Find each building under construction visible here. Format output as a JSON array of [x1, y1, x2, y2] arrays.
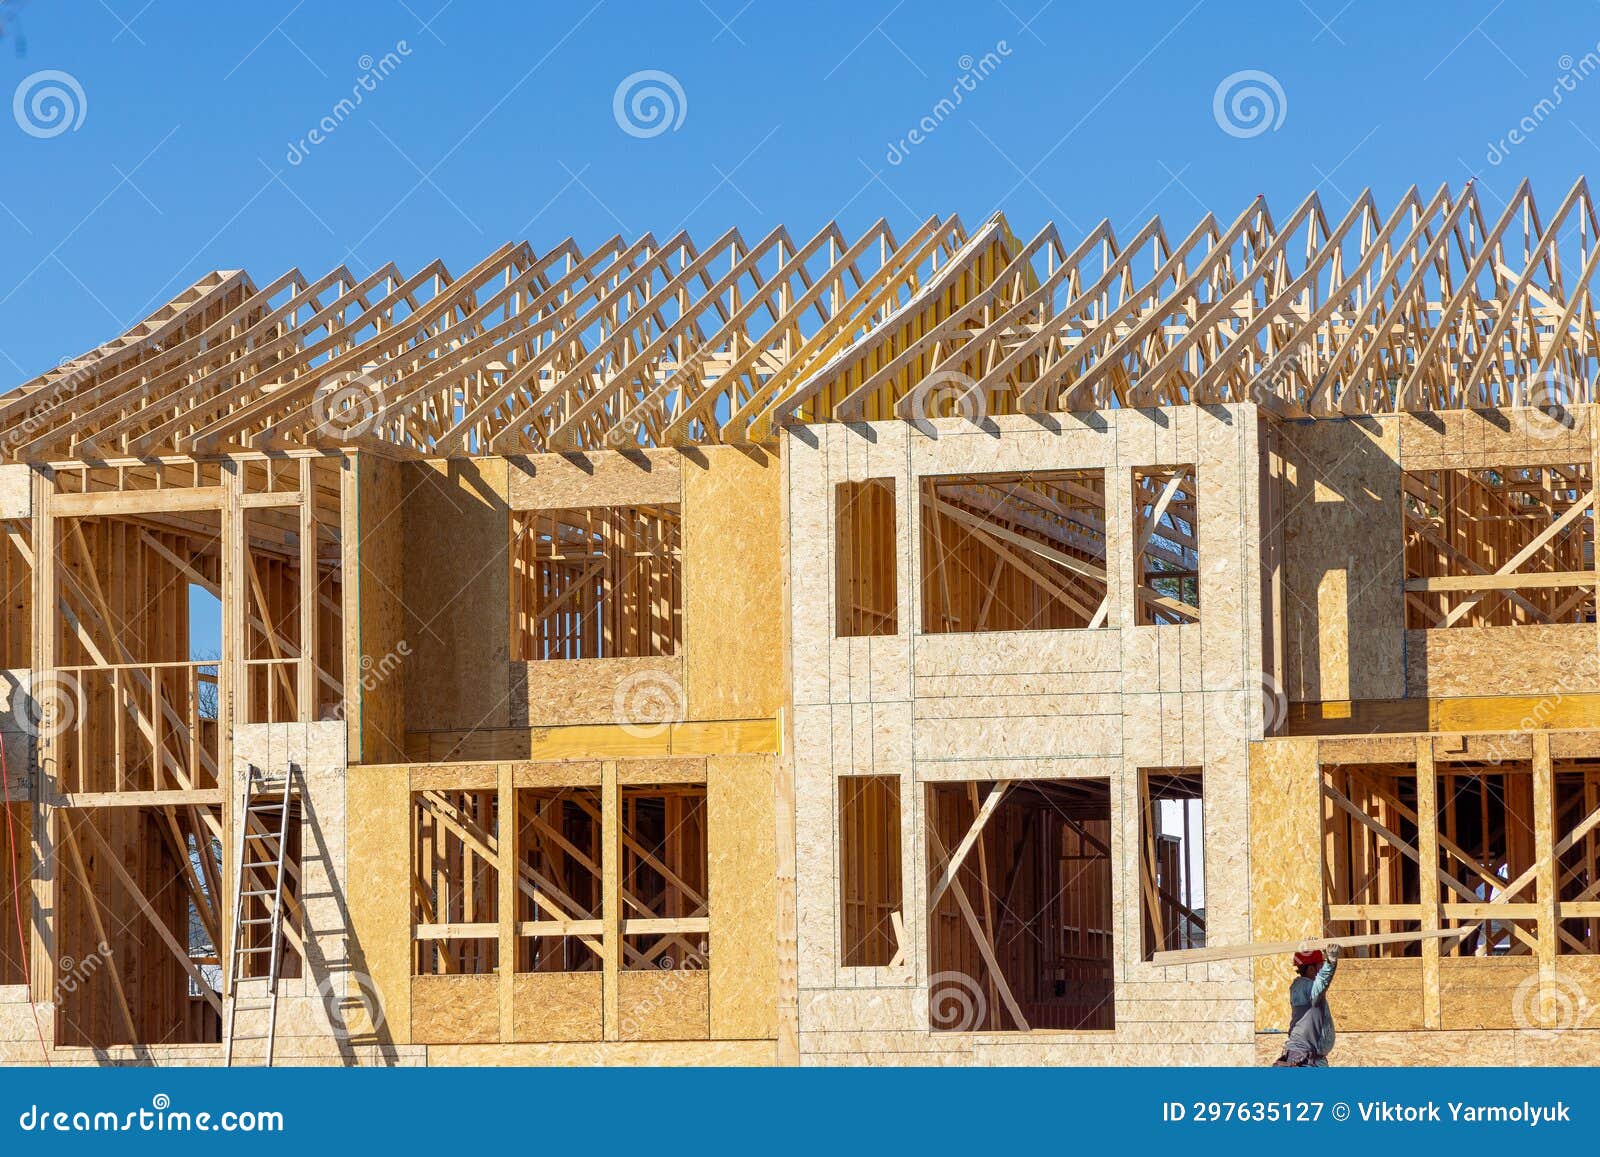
[[1, 182, 1599, 1066]]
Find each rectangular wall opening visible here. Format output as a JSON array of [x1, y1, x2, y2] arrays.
[[1323, 760, 1543, 958], [836, 479, 897, 637], [1321, 763, 1422, 957], [1435, 762, 1538, 956], [838, 775, 903, 967], [243, 505, 304, 724], [515, 786, 602, 972], [1132, 466, 1199, 625], [510, 505, 682, 660], [919, 470, 1109, 634], [56, 805, 223, 1046], [55, 511, 221, 795], [1139, 768, 1205, 958], [926, 779, 1113, 1031], [621, 784, 708, 971], [412, 789, 499, 975], [0, 519, 32, 670], [1403, 463, 1595, 628], [1556, 760, 1600, 956]]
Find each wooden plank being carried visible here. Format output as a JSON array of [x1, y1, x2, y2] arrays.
[[1151, 925, 1472, 966]]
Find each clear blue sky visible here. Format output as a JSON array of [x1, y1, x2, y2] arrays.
[[1, 0, 1599, 383]]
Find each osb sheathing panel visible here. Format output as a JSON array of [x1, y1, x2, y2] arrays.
[[511, 656, 684, 728], [616, 756, 704, 784], [1248, 737, 1320, 1032], [785, 409, 1262, 1063], [511, 973, 602, 1042], [1257, 1027, 1600, 1066], [0, 464, 30, 521], [355, 454, 408, 764], [1278, 417, 1404, 703], [402, 458, 510, 732], [1327, 960, 1426, 1031], [616, 969, 709, 1041], [1438, 960, 1539, 1030], [345, 763, 411, 1045], [1404, 625, 1599, 698], [506, 449, 681, 510], [1394, 404, 1596, 470], [683, 447, 784, 721], [427, 1039, 775, 1065], [412, 975, 499, 1044], [707, 753, 778, 1040]]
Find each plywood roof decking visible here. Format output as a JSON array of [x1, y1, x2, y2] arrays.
[[8, 180, 1600, 463]]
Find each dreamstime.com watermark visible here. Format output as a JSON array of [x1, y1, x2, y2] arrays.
[[613, 70, 687, 138], [12, 69, 86, 138], [612, 668, 687, 739], [17, 1095, 283, 1133], [321, 641, 411, 725], [1480, 650, 1591, 765], [885, 41, 1013, 165], [1213, 69, 1286, 139], [286, 41, 413, 165], [1486, 48, 1600, 165]]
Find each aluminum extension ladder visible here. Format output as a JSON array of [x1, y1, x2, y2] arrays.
[[222, 765, 295, 1066]]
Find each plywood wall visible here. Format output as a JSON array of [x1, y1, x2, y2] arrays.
[[1246, 737, 1320, 1031], [351, 454, 407, 764], [683, 448, 784, 721], [1278, 418, 1404, 703], [497, 447, 784, 731], [401, 458, 510, 732], [785, 408, 1260, 1066], [1278, 407, 1600, 709]]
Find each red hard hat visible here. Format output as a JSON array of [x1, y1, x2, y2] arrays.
[[1293, 949, 1324, 968]]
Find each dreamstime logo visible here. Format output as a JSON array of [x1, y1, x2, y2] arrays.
[[903, 368, 988, 426], [316, 970, 387, 1040], [613, 70, 687, 139], [926, 970, 988, 1032], [613, 669, 687, 738], [1216, 669, 1288, 740], [1512, 973, 1593, 1038], [13, 671, 82, 737], [1526, 367, 1583, 442], [1212, 70, 1286, 139], [13, 70, 87, 138], [312, 369, 389, 440]]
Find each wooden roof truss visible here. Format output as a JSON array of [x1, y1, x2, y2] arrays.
[[11, 183, 1600, 463]]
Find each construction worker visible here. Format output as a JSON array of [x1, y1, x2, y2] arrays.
[[1272, 942, 1339, 1066]]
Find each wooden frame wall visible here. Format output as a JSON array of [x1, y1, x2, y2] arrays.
[[1322, 743, 1600, 962], [403, 762, 716, 1044], [27, 454, 342, 1051], [1403, 463, 1596, 628]]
